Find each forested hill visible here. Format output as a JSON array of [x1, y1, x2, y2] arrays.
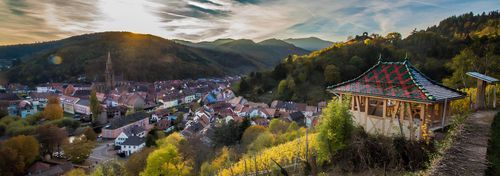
[[2, 32, 292, 84], [174, 38, 310, 67], [236, 11, 500, 104]]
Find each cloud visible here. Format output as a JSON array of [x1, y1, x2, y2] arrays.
[[0, 0, 499, 45]]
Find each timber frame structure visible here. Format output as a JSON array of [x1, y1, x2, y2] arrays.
[[328, 59, 465, 140]]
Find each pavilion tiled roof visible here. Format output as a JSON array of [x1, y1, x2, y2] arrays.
[[328, 60, 465, 103]]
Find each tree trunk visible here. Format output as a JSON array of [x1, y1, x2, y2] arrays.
[[475, 80, 486, 110]]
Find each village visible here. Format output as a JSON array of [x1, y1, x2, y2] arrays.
[[0, 54, 329, 175]]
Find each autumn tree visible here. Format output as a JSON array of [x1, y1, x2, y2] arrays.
[[37, 124, 68, 157], [62, 138, 95, 164], [268, 119, 289, 134], [65, 168, 87, 176], [43, 96, 63, 120], [141, 143, 191, 176], [241, 125, 266, 148], [178, 136, 211, 174], [247, 131, 275, 153], [0, 135, 39, 175], [316, 99, 353, 164], [83, 127, 97, 141], [125, 147, 154, 176], [92, 160, 126, 176], [90, 89, 100, 124]]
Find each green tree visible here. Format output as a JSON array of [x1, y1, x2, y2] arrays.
[[0, 135, 39, 176], [268, 119, 289, 135], [62, 138, 95, 164], [141, 144, 191, 176], [90, 89, 100, 124], [241, 125, 266, 148], [324, 65, 341, 84], [248, 131, 275, 153], [316, 99, 354, 164], [277, 79, 288, 97]]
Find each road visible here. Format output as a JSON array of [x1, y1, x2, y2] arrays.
[[88, 140, 120, 165]]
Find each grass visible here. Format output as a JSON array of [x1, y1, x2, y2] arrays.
[[486, 112, 500, 175]]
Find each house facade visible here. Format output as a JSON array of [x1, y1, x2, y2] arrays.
[[120, 136, 145, 156]]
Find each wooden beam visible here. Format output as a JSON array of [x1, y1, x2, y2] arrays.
[[365, 97, 369, 114], [351, 95, 355, 111], [407, 103, 414, 140], [420, 104, 425, 139], [356, 96, 362, 112], [397, 102, 405, 137], [383, 99, 387, 135]]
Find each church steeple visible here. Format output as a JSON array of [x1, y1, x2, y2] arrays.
[[105, 51, 115, 91]]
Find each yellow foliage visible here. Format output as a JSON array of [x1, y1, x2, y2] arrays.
[[449, 84, 499, 115], [219, 133, 318, 176], [211, 147, 231, 171], [157, 132, 183, 147], [43, 96, 63, 120]]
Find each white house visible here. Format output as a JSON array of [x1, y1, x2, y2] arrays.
[[120, 136, 145, 156], [114, 125, 146, 146], [183, 94, 196, 104], [159, 99, 179, 109]]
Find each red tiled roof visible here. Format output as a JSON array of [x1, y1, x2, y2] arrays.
[[328, 60, 465, 102]]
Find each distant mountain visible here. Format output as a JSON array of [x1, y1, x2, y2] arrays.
[[175, 38, 310, 67], [283, 37, 333, 51], [3, 32, 272, 84]]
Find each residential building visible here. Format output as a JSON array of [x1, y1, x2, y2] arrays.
[[101, 112, 151, 138], [120, 136, 145, 156]]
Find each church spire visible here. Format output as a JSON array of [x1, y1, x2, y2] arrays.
[[105, 51, 115, 92]]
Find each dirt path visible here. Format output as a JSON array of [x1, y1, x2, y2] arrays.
[[430, 111, 497, 176]]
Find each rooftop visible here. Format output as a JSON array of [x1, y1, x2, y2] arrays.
[[106, 112, 149, 130], [121, 136, 145, 146], [466, 72, 499, 83], [328, 60, 465, 102]]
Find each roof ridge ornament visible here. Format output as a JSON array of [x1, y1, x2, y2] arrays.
[[378, 53, 382, 63], [404, 52, 409, 63]]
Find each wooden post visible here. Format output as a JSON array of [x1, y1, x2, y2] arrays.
[[407, 103, 414, 140], [419, 104, 427, 138], [351, 95, 355, 110], [398, 102, 405, 137], [365, 97, 369, 114], [339, 93, 343, 103], [476, 80, 486, 110], [494, 84, 497, 109], [382, 99, 387, 135], [441, 99, 448, 129]]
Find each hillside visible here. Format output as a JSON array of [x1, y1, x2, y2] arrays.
[[175, 38, 310, 67], [283, 37, 334, 51], [3, 32, 270, 84], [236, 11, 500, 104]]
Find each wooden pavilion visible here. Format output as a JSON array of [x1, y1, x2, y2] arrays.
[[328, 60, 465, 140]]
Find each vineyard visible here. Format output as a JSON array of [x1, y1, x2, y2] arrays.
[[219, 133, 318, 176]]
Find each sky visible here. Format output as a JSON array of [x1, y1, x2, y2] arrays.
[[0, 0, 498, 45]]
